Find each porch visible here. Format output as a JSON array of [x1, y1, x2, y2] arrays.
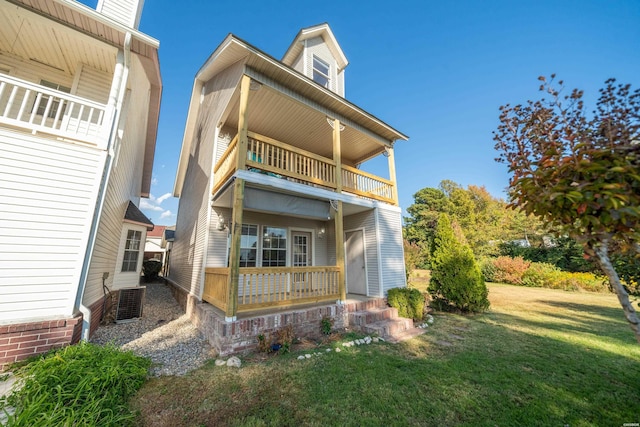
[[214, 130, 396, 205], [0, 74, 109, 146], [203, 266, 342, 313]]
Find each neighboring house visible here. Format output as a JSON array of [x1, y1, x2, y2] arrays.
[[0, 0, 161, 369], [170, 24, 409, 354], [144, 225, 167, 262]]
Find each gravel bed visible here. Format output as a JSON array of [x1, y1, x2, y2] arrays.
[[91, 281, 214, 376]]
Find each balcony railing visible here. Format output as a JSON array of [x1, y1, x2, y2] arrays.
[[0, 75, 109, 146], [212, 131, 396, 204], [203, 266, 341, 312]]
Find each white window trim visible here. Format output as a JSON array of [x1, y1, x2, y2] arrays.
[[312, 55, 331, 89]]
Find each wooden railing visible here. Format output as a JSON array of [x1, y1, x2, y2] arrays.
[[211, 131, 397, 204], [203, 266, 341, 312], [0, 74, 108, 146]]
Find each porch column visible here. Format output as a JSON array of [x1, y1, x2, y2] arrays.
[[333, 118, 347, 301], [226, 74, 251, 320], [386, 144, 399, 205]]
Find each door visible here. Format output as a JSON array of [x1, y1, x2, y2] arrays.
[[346, 230, 366, 295], [292, 231, 312, 292]]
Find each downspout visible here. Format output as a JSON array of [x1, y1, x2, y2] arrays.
[[74, 33, 132, 341]]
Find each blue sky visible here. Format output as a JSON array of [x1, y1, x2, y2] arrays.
[[82, 0, 640, 225]]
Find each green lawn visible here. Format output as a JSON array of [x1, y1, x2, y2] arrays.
[[131, 284, 640, 426]]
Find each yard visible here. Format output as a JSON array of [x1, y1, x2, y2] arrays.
[[131, 284, 640, 426]]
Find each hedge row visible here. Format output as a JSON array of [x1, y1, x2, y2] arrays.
[[482, 256, 609, 292]]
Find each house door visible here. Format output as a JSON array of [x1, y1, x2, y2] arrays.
[[292, 232, 312, 291], [346, 230, 366, 295]]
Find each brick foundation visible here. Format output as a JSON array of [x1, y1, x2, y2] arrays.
[[0, 315, 83, 371]]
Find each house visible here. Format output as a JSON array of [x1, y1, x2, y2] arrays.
[[0, 0, 161, 369], [144, 225, 167, 262], [169, 23, 410, 355]]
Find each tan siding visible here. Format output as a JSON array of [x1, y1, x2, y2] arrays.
[[170, 61, 244, 298], [0, 129, 105, 323], [376, 206, 406, 294], [83, 53, 151, 308], [0, 52, 74, 88], [344, 210, 379, 296]]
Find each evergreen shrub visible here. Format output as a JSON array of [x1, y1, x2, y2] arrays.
[[387, 287, 425, 321]]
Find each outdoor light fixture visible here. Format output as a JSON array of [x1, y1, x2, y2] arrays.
[[318, 227, 326, 239], [216, 215, 227, 231]]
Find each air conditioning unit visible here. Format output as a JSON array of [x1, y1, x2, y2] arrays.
[[115, 286, 146, 323]]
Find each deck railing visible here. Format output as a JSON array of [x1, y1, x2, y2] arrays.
[[212, 131, 396, 204], [203, 266, 341, 312], [0, 75, 109, 146]]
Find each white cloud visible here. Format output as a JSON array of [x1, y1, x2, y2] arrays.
[[140, 199, 164, 212], [151, 177, 158, 186], [156, 192, 172, 204], [160, 210, 174, 219]]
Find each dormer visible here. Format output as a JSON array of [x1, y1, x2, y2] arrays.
[[282, 23, 348, 97], [97, 0, 145, 29]]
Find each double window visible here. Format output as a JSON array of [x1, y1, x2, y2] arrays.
[[122, 230, 142, 272], [312, 56, 331, 88], [238, 225, 287, 267]]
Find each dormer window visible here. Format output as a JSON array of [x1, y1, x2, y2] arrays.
[[312, 56, 330, 88]]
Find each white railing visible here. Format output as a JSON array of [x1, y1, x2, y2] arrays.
[[0, 74, 109, 146]]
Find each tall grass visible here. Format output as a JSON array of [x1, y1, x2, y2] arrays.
[[0, 342, 149, 427]]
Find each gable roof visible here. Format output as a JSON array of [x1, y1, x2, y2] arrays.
[[147, 225, 166, 238], [124, 201, 154, 230], [281, 23, 348, 71], [174, 32, 408, 196]]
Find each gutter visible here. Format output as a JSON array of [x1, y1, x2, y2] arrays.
[[74, 32, 132, 341]]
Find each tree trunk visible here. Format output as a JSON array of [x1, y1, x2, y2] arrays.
[[592, 241, 640, 343]]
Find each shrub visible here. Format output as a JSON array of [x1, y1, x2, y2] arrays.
[[0, 342, 149, 427], [521, 262, 559, 287], [320, 316, 334, 335], [387, 287, 425, 321], [142, 259, 162, 282], [544, 271, 608, 292], [479, 258, 497, 282], [491, 256, 530, 285], [428, 214, 489, 312]]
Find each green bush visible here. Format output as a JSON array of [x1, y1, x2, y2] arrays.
[[142, 259, 162, 282], [491, 256, 530, 285], [480, 258, 497, 282], [387, 287, 425, 321], [0, 342, 150, 427], [544, 271, 608, 292], [428, 214, 489, 312], [521, 262, 559, 287]]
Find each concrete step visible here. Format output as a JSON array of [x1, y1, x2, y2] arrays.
[[362, 317, 414, 337], [349, 307, 398, 328], [385, 327, 428, 344]]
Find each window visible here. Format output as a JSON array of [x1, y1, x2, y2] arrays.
[[239, 224, 258, 267], [262, 227, 287, 267], [35, 80, 71, 118], [312, 56, 330, 88], [121, 230, 142, 272]]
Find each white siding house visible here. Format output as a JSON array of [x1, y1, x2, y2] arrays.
[[0, 0, 161, 370], [170, 23, 408, 354]]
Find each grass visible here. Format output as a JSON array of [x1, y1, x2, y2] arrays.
[[131, 284, 640, 427]]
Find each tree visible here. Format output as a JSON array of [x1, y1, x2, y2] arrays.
[[429, 213, 489, 312], [494, 76, 640, 342]]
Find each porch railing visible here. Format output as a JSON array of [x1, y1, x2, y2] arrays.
[[211, 130, 396, 204], [203, 266, 341, 312], [0, 74, 108, 146]]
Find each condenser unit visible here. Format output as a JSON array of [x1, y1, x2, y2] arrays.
[[115, 286, 146, 323]]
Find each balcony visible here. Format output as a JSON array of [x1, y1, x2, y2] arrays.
[[213, 131, 396, 205], [0, 75, 109, 146], [203, 266, 341, 313]]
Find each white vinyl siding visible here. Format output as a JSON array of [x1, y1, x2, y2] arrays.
[[170, 61, 245, 298], [97, 0, 143, 28], [111, 224, 147, 289], [84, 54, 151, 304], [305, 37, 339, 95], [376, 206, 406, 294], [344, 210, 380, 297], [0, 129, 105, 323], [75, 64, 111, 104]]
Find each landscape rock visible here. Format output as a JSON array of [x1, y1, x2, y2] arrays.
[[226, 356, 241, 368]]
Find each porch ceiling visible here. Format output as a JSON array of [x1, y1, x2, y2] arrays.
[[222, 84, 386, 166], [0, 1, 117, 75]]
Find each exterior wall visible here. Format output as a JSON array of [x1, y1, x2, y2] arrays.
[[83, 53, 152, 312], [170, 61, 245, 298], [206, 208, 329, 268], [376, 205, 406, 294], [344, 209, 380, 296], [112, 224, 148, 289], [0, 314, 82, 371], [0, 129, 105, 324], [75, 64, 112, 104], [291, 51, 304, 74], [305, 36, 339, 95], [0, 51, 75, 91]]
